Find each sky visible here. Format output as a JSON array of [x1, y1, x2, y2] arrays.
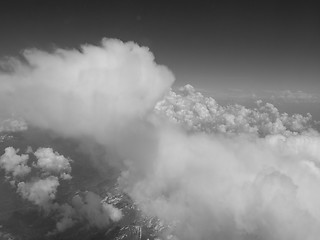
[[0, 0, 319, 113]]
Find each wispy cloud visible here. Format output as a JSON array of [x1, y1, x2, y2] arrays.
[[270, 90, 320, 103], [195, 86, 320, 104]]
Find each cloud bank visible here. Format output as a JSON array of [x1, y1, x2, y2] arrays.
[[155, 85, 314, 136], [1, 38, 320, 239], [120, 129, 320, 239]]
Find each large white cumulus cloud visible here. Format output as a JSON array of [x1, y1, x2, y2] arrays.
[[0, 38, 174, 142]]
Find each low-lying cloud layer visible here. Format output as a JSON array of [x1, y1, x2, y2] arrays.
[[155, 85, 314, 136], [0, 147, 123, 233], [120, 129, 320, 239], [0, 118, 27, 133], [1, 38, 320, 239], [272, 89, 320, 103]]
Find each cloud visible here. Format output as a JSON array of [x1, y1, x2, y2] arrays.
[[17, 176, 60, 211], [119, 127, 320, 240], [16, 177, 123, 233], [0, 147, 31, 179], [121, 86, 320, 239], [155, 85, 314, 136], [0, 39, 173, 235], [0, 145, 121, 234], [51, 203, 77, 233], [0, 118, 27, 133], [49, 192, 123, 234], [72, 191, 122, 229], [0, 38, 174, 145], [34, 148, 72, 180], [270, 90, 320, 103]]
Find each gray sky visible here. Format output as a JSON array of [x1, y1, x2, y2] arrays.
[[0, 0, 319, 115]]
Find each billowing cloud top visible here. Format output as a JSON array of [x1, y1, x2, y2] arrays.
[[0, 39, 174, 142], [34, 148, 72, 180], [155, 85, 314, 136]]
